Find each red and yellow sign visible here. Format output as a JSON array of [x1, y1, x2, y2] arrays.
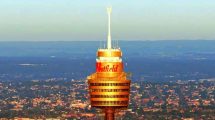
[[96, 62, 123, 73]]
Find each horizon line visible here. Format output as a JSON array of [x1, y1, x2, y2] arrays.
[[0, 39, 215, 42]]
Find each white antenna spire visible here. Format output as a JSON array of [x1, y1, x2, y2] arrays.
[[107, 7, 112, 49]]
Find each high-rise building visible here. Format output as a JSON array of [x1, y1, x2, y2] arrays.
[[87, 7, 131, 120]]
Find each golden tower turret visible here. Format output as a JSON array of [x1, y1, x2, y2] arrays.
[[87, 7, 131, 120]]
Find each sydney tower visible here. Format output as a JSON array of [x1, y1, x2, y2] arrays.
[[87, 7, 131, 120]]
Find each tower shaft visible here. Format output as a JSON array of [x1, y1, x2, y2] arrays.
[[105, 107, 114, 120]]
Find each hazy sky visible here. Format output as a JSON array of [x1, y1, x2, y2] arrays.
[[0, 0, 215, 41]]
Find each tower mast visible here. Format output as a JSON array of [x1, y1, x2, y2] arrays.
[[107, 7, 112, 49]]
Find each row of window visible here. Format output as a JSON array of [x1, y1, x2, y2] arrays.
[[91, 95, 128, 98], [90, 83, 129, 86], [92, 101, 128, 105], [90, 89, 129, 92]]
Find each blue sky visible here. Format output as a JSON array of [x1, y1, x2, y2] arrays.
[[0, 0, 214, 41]]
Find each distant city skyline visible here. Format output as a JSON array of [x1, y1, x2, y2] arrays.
[[0, 0, 215, 41]]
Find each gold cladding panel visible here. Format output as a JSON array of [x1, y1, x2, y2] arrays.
[[91, 98, 129, 101], [91, 104, 128, 107], [97, 50, 122, 57], [89, 79, 130, 83], [90, 92, 129, 95], [96, 72, 122, 78], [90, 86, 129, 89]]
